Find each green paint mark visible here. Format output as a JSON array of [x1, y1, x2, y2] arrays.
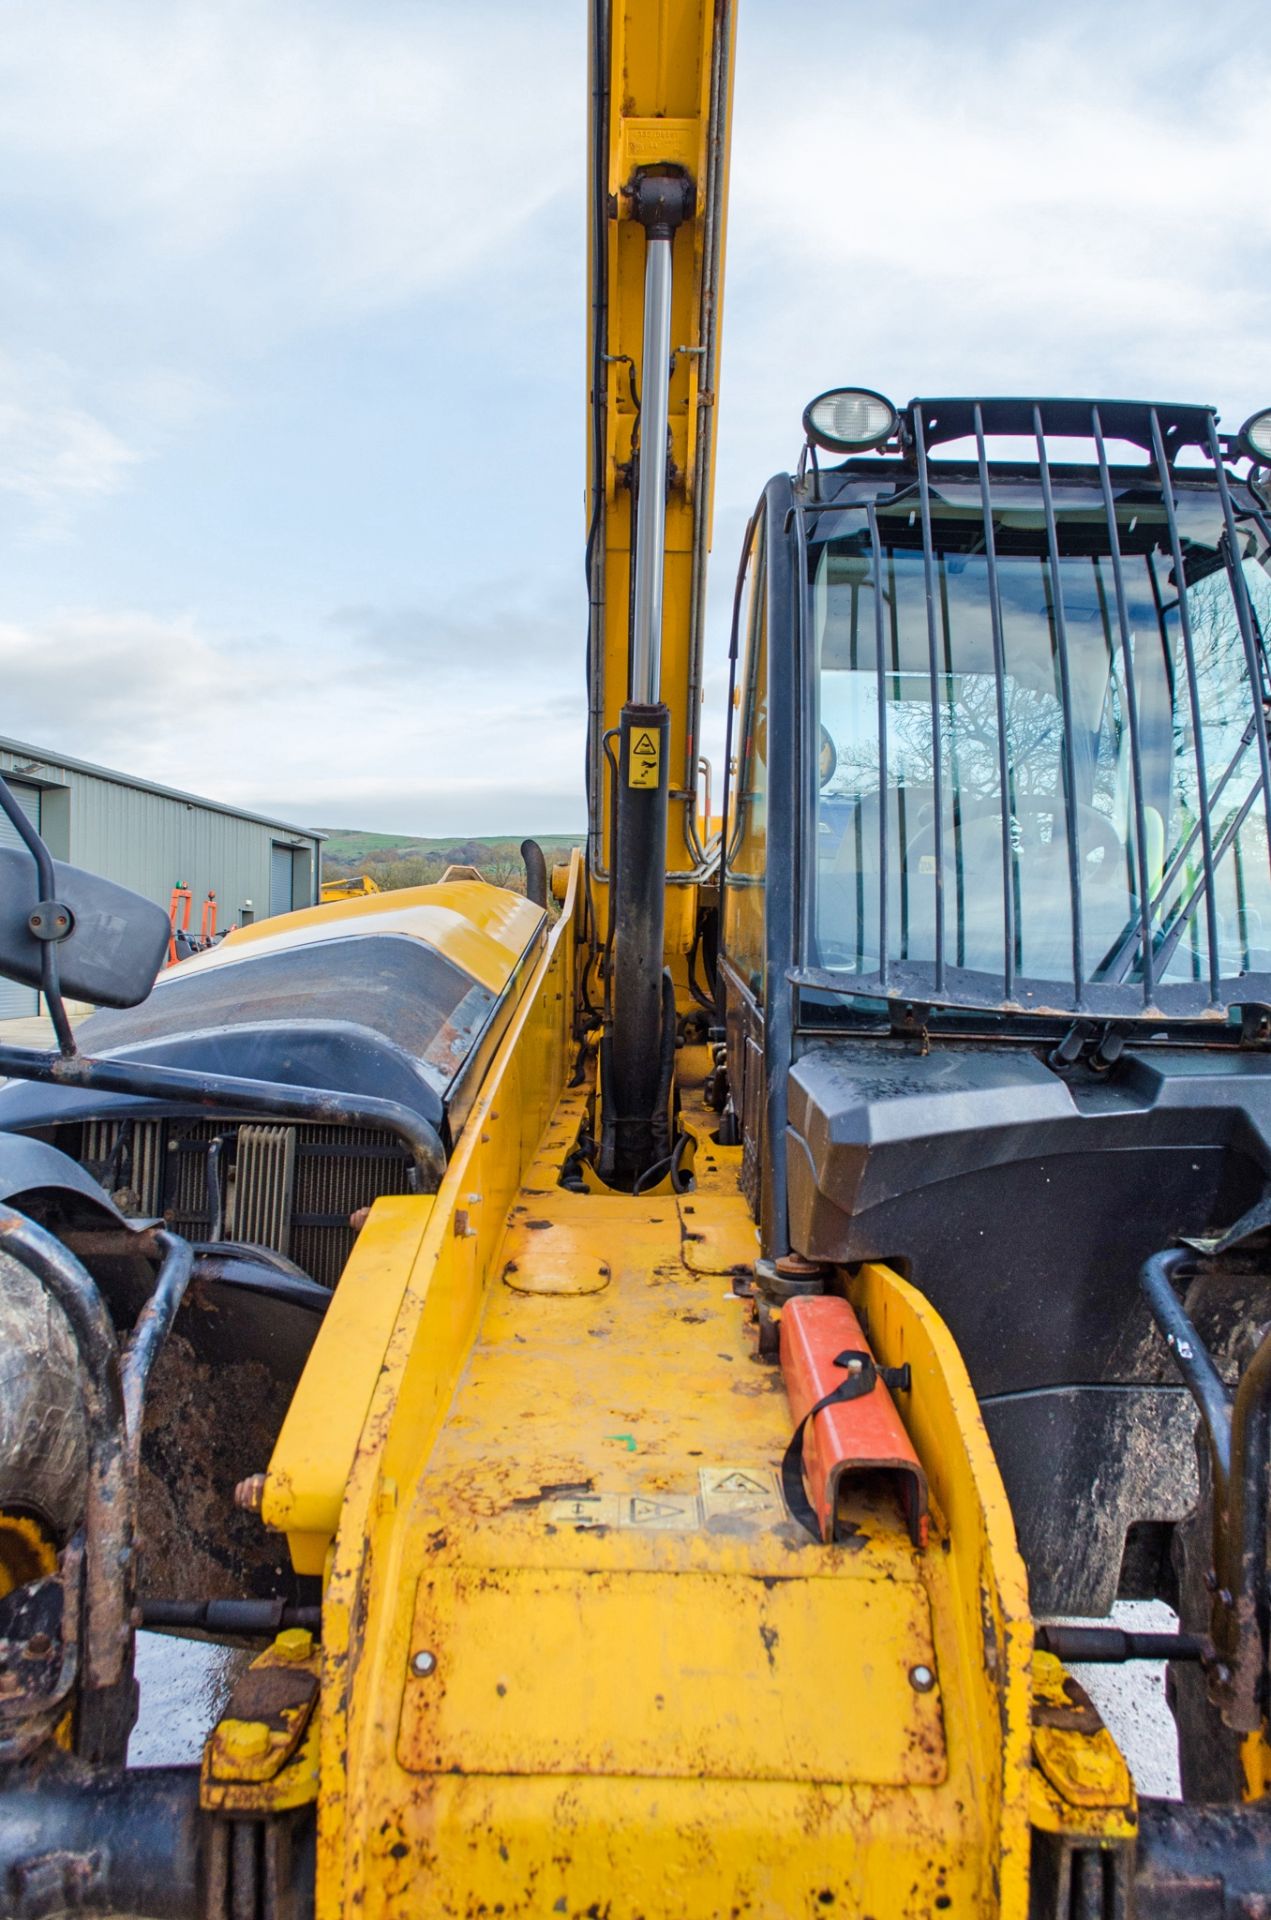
[[605, 1433, 637, 1453]]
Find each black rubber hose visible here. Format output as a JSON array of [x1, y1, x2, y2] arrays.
[[1140, 1247, 1232, 1495], [139, 1598, 321, 1636], [192, 1252, 330, 1315], [650, 968, 678, 1163], [520, 839, 548, 909], [120, 1230, 194, 1466], [1035, 1624, 1210, 1663]]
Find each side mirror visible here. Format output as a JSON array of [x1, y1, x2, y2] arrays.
[[0, 845, 171, 1009]]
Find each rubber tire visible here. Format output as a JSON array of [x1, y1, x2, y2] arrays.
[[0, 1247, 90, 1541]]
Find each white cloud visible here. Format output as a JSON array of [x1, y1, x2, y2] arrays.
[[715, 3, 1271, 495], [0, 353, 139, 511], [0, 590, 586, 834], [0, 2, 578, 336], [1, 2, 1269, 832]]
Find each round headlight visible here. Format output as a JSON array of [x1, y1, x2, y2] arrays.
[[803, 387, 897, 454], [1240, 408, 1271, 464]]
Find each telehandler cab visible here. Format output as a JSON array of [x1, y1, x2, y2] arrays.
[[1, 4, 1271, 1915]]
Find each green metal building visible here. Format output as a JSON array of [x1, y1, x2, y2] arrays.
[[0, 735, 323, 1019]]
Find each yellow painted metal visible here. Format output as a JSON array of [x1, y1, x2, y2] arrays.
[[306, 860, 1036, 1915], [263, 1196, 436, 1575], [201, 1634, 322, 1815], [0, 1511, 56, 1600], [1242, 1728, 1271, 1801], [316, 855, 584, 1920], [175, 881, 544, 996], [320, 874, 382, 901], [588, 0, 737, 923], [1027, 1653, 1138, 1869], [399, 1564, 945, 1785], [849, 1261, 1036, 1914], [1031, 1654, 1133, 1814]]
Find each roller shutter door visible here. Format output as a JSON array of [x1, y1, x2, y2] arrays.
[[0, 782, 41, 1018], [270, 843, 294, 918]]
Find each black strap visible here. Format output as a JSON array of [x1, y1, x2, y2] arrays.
[[781, 1347, 910, 1541]]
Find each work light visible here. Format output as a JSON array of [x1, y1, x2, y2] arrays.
[[803, 387, 897, 454], [1240, 408, 1271, 464]]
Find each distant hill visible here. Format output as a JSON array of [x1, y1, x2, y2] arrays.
[[320, 829, 584, 895]]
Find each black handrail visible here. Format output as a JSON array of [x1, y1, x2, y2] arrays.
[[0, 1045, 446, 1189]]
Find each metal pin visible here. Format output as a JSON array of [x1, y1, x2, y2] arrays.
[[411, 1649, 437, 1678], [909, 1663, 936, 1692]]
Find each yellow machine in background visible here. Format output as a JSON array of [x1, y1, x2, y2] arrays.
[[320, 873, 382, 903]]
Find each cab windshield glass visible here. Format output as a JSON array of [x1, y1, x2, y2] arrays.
[[810, 476, 1271, 1008]]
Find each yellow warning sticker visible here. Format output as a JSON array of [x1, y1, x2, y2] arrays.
[[547, 1491, 698, 1531], [545, 1477, 783, 1532], [624, 1493, 696, 1531], [547, 1495, 622, 1528], [699, 1467, 783, 1522], [628, 728, 660, 789]]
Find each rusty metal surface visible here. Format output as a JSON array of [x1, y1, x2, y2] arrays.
[[398, 1562, 945, 1784]]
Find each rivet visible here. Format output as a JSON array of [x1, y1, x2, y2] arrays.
[[909, 1663, 936, 1692], [411, 1649, 437, 1678]]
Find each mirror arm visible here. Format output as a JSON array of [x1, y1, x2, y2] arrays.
[[0, 773, 79, 1058]]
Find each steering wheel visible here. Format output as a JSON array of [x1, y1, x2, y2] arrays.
[[906, 795, 1125, 893]]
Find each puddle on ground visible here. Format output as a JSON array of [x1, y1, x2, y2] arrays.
[[128, 1631, 253, 1767]]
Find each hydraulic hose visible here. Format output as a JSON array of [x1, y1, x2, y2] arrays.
[[120, 1230, 194, 1474]]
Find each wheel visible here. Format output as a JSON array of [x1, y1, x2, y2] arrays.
[[0, 1249, 90, 1549]]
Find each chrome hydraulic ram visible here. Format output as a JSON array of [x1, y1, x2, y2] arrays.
[[602, 165, 692, 1181]]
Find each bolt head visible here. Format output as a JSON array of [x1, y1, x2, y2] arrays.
[[221, 1719, 272, 1762], [909, 1663, 936, 1692], [275, 1627, 314, 1663], [411, 1649, 437, 1678]]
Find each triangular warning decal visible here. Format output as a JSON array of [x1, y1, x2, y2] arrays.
[[715, 1471, 768, 1495], [630, 1496, 685, 1521]]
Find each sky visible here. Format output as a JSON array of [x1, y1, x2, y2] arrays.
[[0, 0, 1268, 836]]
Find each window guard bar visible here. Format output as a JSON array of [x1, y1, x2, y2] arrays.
[[911, 408, 947, 993], [801, 394, 1271, 1019], [1034, 403, 1089, 1008], [972, 402, 1019, 1001], [1149, 406, 1222, 1003]]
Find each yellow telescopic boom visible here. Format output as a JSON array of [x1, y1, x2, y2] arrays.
[[586, 1, 735, 1178], [585, 0, 735, 915]]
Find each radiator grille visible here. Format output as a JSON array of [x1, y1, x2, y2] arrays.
[[83, 1116, 165, 1215], [233, 1125, 296, 1257], [71, 1116, 414, 1289], [290, 1126, 415, 1287]]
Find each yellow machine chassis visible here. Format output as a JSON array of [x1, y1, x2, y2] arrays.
[[236, 861, 1142, 1917]]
